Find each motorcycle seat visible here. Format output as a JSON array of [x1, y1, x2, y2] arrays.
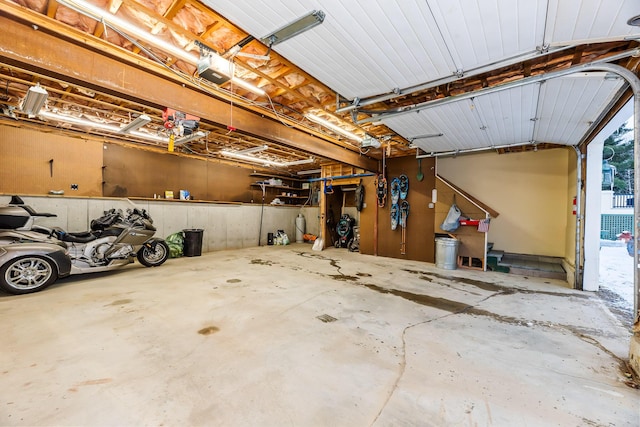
[[57, 231, 97, 243]]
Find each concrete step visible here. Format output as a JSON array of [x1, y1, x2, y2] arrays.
[[497, 252, 566, 280], [505, 266, 566, 280], [487, 250, 504, 262]]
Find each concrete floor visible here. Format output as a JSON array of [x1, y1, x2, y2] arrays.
[[1, 244, 638, 426]]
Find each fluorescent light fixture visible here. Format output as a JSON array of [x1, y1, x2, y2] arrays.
[[118, 114, 151, 133], [40, 110, 122, 132], [297, 169, 321, 175], [306, 113, 363, 142], [261, 10, 325, 46], [57, 0, 195, 64], [39, 110, 167, 143], [283, 158, 315, 166], [236, 52, 271, 61], [57, 0, 264, 96], [235, 144, 269, 154], [220, 150, 278, 165], [21, 84, 48, 117], [174, 131, 207, 145], [220, 149, 314, 167], [230, 77, 266, 96]]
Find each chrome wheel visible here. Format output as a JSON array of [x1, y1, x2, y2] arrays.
[[1, 256, 57, 294], [137, 240, 169, 267]]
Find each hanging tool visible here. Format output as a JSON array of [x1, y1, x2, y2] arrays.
[[400, 200, 410, 255], [355, 179, 364, 211], [417, 158, 424, 181], [376, 143, 387, 207]]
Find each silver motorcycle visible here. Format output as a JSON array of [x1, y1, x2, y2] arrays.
[[0, 196, 169, 294]]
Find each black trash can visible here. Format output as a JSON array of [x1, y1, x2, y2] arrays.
[[183, 229, 204, 257]]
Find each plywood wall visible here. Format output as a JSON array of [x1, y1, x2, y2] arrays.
[[0, 125, 103, 196], [103, 143, 255, 201], [434, 179, 488, 263], [0, 123, 259, 203], [360, 155, 436, 263]]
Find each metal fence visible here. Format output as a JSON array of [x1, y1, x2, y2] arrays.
[[612, 194, 634, 208], [600, 214, 634, 240]]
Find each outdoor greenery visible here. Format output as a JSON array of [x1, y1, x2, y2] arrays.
[[603, 121, 634, 193]]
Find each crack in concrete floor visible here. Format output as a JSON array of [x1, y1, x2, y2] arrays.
[[294, 250, 640, 408]]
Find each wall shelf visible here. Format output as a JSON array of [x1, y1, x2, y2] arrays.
[[250, 174, 311, 206], [249, 172, 309, 182]]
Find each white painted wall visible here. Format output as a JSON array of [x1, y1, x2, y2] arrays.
[[0, 195, 319, 252], [584, 139, 604, 292], [601, 190, 634, 214], [438, 148, 570, 257], [583, 100, 634, 292]]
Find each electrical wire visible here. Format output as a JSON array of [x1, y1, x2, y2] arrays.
[[82, 18, 382, 164]]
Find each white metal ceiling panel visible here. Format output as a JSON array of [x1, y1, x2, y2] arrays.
[[545, 0, 640, 45], [382, 100, 494, 153], [534, 74, 626, 145], [383, 84, 540, 153], [205, 0, 457, 99], [205, 0, 639, 102], [472, 84, 540, 146], [203, 0, 635, 156], [383, 74, 625, 154], [426, 0, 546, 74]]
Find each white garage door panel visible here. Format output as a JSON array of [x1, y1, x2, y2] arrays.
[[535, 75, 625, 144]]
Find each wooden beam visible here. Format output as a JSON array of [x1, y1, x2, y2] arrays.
[[1, 0, 367, 152], [0, 13, 377, 171]]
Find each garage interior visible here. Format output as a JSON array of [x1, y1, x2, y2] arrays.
[[1, 0, 640, 425]]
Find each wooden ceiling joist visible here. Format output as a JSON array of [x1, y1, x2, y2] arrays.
[[0, 13, 377, 171]]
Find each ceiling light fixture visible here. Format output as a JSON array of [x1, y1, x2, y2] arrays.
[[39, 110, 167, 143], [230, 77, 266, 96], [628, 15, 640, 26], [297, 169, 321, 175], [220, 150, 280, 165], [261, 10, 325, 47], [118, 114, 151, 133], [56, 0, 265, 96], [283, 158, 316, 166], [235, 144, 269, 154], [20, 84, 48, 117], [306, 113, 363, 142], [174, 131, 207, 145], [220, 149, 314, 167], [57, 0, 194, 63]]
